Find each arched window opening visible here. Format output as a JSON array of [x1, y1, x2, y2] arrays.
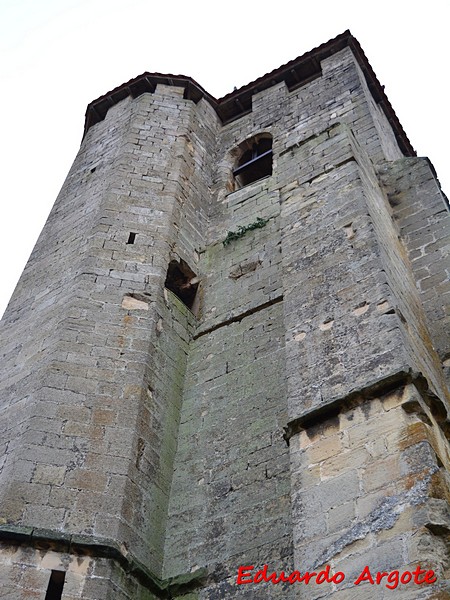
[[233, 135, 273, 188]]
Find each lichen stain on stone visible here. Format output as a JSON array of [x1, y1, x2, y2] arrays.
[[399, 422, 430, 451], [314, 470, 438, 568], [123, 314, 133, 326], [430, 471, 450, 504]]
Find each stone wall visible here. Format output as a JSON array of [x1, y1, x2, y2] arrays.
[[289, 383, 450, 599], [0, 83, 217, 590], [0, 40, 448, 598]]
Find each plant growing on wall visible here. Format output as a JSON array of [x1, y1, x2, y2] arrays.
[[223, 217, 268, 246]]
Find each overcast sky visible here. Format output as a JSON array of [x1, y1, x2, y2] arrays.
[[0, 0, 448, 318]]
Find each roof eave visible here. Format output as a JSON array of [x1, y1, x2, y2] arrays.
[[83, 31, 415, 156]]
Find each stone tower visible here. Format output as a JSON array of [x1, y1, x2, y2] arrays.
[[0, 31, 449, 599]]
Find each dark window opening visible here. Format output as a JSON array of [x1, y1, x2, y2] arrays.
[[165, 259, 199, 311], [45, 570, 66, 600], [233, 136, 273, 188], [127, 232, 137, 244]]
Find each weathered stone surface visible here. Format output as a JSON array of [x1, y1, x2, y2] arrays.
[[0, 33, 448, 599]]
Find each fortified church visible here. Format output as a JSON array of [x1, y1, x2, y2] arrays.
[[0, 31, 449, 599]]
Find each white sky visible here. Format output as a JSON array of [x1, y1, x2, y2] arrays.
[[0, 0, 448, 318]]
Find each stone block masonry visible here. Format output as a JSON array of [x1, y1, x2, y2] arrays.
[[0, 31, 448, 598]]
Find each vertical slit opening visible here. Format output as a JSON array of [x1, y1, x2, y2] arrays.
[[45, 570, 66, 600], [127, 232, 137, 244]]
